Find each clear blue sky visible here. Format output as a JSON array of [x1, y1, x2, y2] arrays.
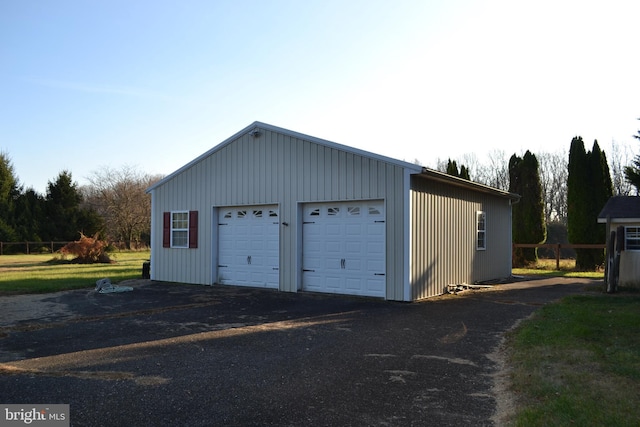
[[2, 0, 639, 193]]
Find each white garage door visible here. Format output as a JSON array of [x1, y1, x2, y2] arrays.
[[218, 206, 279, 289], [302, 200, 386, 298]]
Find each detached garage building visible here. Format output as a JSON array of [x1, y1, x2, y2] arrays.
[[146, 122, 519, 301]]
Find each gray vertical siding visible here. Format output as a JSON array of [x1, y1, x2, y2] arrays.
[[610, 220, 640, 286], [148, 127, 411, 299], [410, 176, 513, 300]]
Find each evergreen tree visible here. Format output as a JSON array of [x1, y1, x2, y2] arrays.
[[13, 188, 45, 241], [459, 165, 470, 180], [446, 159, 470, 180], [446, 159, 459, 176], [509, 151, 546, 266], [44, 171, 102, 241], [567, 137, 588, 247], [0, 152, 19, 241], [567, 138, 613, 270]]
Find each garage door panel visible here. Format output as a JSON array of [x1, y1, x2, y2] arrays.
[[367, 259, 384, 270], [218, 205, 279, 289], [325, 276, 342, 290], [366, 279, 385, 296], [345, 224, 362, 235], [302, 200, 385, 298], [326, 224, 342, 235], [325, 241, 341, 253], [250, 240, 265, 251], [265, 254, 279, 265], [344, 259, 362, 270], [345, 278, 363, 291], [345, 242, 363, 254]]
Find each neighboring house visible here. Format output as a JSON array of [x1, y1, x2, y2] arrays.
[[598, 196, 640, 287], [146, 122, 520, 301]]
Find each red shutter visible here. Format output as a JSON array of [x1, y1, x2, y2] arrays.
[[163, 212, 171, 248], [189, 210, 198, 248]]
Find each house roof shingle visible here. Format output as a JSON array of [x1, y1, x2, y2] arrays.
[[597, 196, 640, 223]]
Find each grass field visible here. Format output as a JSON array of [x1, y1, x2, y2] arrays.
[[512, 258, 603, 279], [0, 251, 150, 294], [506, 293, 640, 426]]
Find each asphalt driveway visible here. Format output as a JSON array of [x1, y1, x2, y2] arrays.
[[0, 277, 597, 426]]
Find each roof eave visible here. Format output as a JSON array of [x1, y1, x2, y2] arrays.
[[597, 217, 640, 223], [416, 167, 521, 201]]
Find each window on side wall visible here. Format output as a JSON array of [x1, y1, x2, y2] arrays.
[[171, 211, 189, 248], [476, 211, 486, 250], [163, 210, 198, 249], [626, 226, 640, 250]]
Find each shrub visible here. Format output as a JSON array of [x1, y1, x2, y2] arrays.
[[59, 233, 113, 264]]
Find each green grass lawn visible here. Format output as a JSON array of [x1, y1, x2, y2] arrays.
[[512, 258, 604, 279], [506, 293, 640, 426], [0, 251, 150, 294]]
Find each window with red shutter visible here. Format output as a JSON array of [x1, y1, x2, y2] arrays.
[[189, 210, 198, 248], [163, 212, 171, 248]]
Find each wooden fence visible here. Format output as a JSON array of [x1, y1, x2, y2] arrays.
[[513, 243, 606, 269], [0, 241, 73, 255], [0, 241, 149, 255]]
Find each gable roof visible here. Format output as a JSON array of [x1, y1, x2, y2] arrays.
[[597, 196, 640, 223], [146, 121, 520, 201], [147, 121, 423, 193]]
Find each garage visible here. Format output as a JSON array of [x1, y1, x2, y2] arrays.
[[218, 205, 279, 288], [148, 121, 518, 300], [302, 200, 386, 298]]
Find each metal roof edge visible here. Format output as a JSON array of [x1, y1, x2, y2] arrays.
[[254, 122, 424, 172], [146, 121, 264, 193], [147, 121, 423, 193], [416, 167, 521, 200], [597, 217, 640, 223]]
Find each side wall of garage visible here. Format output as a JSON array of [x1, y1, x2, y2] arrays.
[[410, 176, 514, 299], [148, 125, 416, 300]]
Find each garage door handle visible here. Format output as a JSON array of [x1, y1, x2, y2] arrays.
[[247, 256, 252, 265], [341, 259, 346, 269], [303, 269, 315, 272], [219, 265, 228, 268], [374, 273, 385, 276]]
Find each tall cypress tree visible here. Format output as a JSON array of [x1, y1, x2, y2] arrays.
[[567, 137, 588, 248], [459, 165, 470, 180], [567, 138, 613, 270], [509, 151, 546, 266], [446, 159, 459, 176], [446, 159, 470, 180]]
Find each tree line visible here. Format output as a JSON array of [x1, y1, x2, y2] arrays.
[[2, 129, 639, 262], [440, 133, 640, 269], [0, 152, 161, 252]]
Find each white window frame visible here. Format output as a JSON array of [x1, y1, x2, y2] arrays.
[[171, 211, 189, 248], [625, 226, 640, 251], [476, 211, 486, 250]]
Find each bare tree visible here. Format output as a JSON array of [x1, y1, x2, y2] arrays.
[[608, 140, 635, 196], [85, 165, 162, 249], [474, 149, 509, 190], [433, 151, 509, 190], [538, 151, 568, 225]]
